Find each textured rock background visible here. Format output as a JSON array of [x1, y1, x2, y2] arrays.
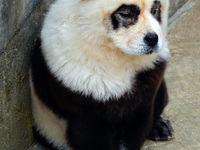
[[0, 0, 195, 149], [0, 0, 53, 150], [169, 0, 187, 17]]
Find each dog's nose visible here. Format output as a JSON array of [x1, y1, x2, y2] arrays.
[[144, 33, 158, 48]]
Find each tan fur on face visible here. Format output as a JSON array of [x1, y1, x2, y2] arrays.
[[102, 0, 168, 56]]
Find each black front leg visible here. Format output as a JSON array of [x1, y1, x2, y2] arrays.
[[149, 80, 174, 141], [149, 117, 174, 141]]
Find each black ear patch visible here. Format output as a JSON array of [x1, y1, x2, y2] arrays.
[[111, 5, 140, 29], [151, 1, 162, 23]]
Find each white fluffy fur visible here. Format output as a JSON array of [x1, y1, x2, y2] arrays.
[[41, 0, 170, 101]]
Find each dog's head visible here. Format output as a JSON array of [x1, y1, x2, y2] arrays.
[[78, 0, 169, 55]]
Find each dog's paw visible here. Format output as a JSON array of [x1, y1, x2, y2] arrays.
[[149, 118, 174, 141]]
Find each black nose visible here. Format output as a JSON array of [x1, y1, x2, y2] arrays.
[[144, 33, 158, 47]]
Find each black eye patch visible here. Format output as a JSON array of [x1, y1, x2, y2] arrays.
[[111, 4, 140, 29], [151, 1, 162, 23]]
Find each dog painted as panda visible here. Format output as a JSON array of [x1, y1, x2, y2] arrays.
[[30, 0, 174, 149]]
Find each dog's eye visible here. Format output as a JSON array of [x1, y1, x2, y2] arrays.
[[151, 8, 159, 16], [119, 12, 133, 19], [111, 4, 140, 29], [151, 1, 162, 23]]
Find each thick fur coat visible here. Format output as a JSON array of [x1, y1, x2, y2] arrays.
[[30, 0, 174, 149]]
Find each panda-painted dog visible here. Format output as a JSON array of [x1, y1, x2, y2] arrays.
[[30, 0, 174, 149]]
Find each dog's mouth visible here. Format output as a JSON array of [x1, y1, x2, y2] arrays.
[[143, 46, 159, 55]]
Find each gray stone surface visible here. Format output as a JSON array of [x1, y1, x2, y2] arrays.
[[0, 0, 40, 53], [169, 0, 187, 18], [168, 0, 197, 30], [0, 0, 197, 150], [0, 0, 53, 150]]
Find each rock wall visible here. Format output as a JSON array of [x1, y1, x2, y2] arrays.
[[169, 0, 188, 18], [169, 0, 197, 27], [0, 0, 53, 150], [0, 0, 193, 149]]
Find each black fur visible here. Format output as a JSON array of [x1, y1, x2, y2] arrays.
[[111, 4, 140, 29], [31, 39, 173, 150], [149, 118, 174, 141], [151, 1, 162, 23]]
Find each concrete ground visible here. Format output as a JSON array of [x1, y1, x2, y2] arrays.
[[30, 2, 200, 150], [142, 1, 200, 150]]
